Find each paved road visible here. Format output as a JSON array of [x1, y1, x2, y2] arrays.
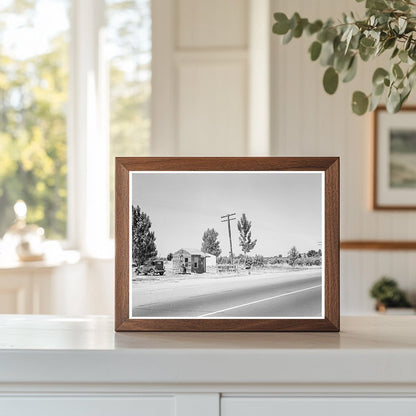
[[132, 272, 322, 318]]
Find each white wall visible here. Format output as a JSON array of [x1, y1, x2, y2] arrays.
[[40, 0, 416, 316], [152, 0, 257, 156], [271, 0, 416, 313], [152, 0, 416, 314]]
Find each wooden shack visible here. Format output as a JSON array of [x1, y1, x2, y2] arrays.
[[172, 248, 209, 274]]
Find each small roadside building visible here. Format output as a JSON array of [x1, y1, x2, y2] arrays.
[[173, 248, 210, 274]]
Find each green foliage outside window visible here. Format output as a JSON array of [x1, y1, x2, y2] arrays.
[[107, 0, 151, 237], [0, 0, 151, 240], [0, 1, 69, 238]]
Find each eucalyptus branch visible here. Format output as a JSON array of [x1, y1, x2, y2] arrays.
[[272, 0, 416, 115]]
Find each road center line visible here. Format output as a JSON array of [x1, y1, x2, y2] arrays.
[[199, 284, 322, 317]]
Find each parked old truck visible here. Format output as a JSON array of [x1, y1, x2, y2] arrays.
[[136, 259, 165, 276]]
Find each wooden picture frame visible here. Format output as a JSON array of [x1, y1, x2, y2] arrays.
[[115, 157, 339, 332], [373, 106, 416, 210]]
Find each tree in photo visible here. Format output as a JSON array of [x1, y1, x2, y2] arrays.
[[237, 213, 257, 263], [201, 228, 221, 259], [287, 246, 300, 267], [167, 253, 173, 261], [131, 205, 157, 269]]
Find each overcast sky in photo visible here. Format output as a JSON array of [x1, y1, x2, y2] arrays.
[[131, 172, 323, 258]]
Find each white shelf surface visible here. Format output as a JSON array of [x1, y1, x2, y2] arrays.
[[0, 315, 415, 387]]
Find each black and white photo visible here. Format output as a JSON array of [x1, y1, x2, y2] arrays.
[[129, 171, 324, 319]]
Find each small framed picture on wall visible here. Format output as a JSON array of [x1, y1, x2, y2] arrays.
[[374, 106, 416, 209]]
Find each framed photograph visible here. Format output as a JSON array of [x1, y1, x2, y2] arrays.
[[115, 157, 339, 332], [374, 106, 416, 209]]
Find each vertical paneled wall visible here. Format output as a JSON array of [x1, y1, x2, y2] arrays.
[[152, 0, 249, 156], [152, 0, 416, 314], [271, 0, 416, 313]]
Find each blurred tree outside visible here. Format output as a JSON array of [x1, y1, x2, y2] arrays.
[[0, 0, 70, 239], [107, 0, 151, 237], [0, 0, 151, 240]]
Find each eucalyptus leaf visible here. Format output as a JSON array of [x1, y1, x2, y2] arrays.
[[273, 13, 290, 34], [342, 56, 357, 82], [307, 20, 323, 35], [272, 2, 416, 115], [344, 25, 359, 52], [334, 52, 351, 72], [323, 67, 339, 94], [349, 32, 361, 49], [309, 41, 322, 61], [387, 87, 401, 112], [293, 18, 308, 38], [369, 92, 383, 111], [341, 26, 352, 43], [359, 44, 375, 61], [320, 40, 335, 66], [372, 67, 389, 85], [383, 37, 396, 50], [393, 0, 409, 11], [316, 30, 327, 43], [408, 64, 416, 80], [391, 47, 399, 59], [405, 33, 413, 50], [409, 44, 416, 60], [391, 21, 400, 34], [347, 13, 355, 24], [401, 86, 411, 105], [282, 29, 293, 44], [352, 91, 369, 115], [398, 17, 407, 34], [290, 13, 301, 30], [408, 70, 416, 88], [399, 49, 408, 63], [369, 30, 380, 44], [360, 37, 375, 48], [366, 0, 388, 11], [393, 63, 404, 79], [373, 82, 385, 95]]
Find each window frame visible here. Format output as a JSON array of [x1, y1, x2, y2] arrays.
[[67, 0, 111, 257], [1, 0, 153, 258]]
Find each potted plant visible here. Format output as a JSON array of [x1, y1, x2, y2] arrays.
[[369, 276, 413, 312], [272, 0, 416, 115]]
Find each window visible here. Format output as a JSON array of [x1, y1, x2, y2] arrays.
[[0, 0, 70, 239], [0, 0, 151, 253], [106, 0, 151, 237]]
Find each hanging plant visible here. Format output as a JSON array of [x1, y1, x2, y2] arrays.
[[272, 0, 416, 115]]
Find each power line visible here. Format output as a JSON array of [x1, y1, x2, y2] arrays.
[[221, 213, 236, 263]]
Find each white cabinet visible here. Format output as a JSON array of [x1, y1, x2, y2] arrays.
[[1, 397, 175, 416], [0, 256, 114, 315], [222, 398, 416, 416], [0, 255, 83, 314], [1, 316, 416, 416]]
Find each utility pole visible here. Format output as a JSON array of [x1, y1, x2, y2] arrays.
[[221, 213, 236, 264]]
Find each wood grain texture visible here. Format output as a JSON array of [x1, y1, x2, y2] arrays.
[[325, 158, 340, 331], [341, 241, 416, 250], [114, 160, 130, 330], [115, 157, 340, 332], [373, 106, 416, 210]]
